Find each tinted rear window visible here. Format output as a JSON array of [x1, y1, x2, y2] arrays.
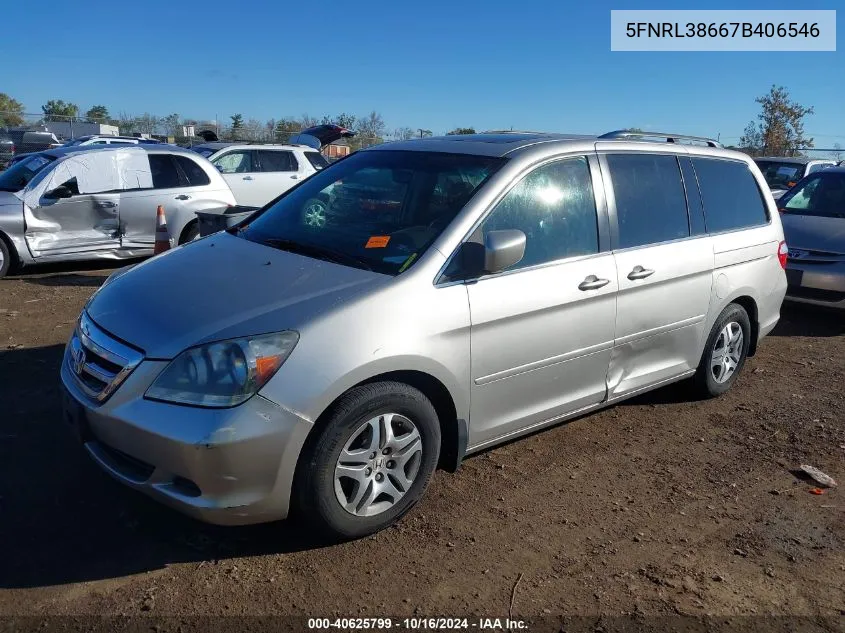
[[258, 150, 297, 172], [306, 152, 329, 170], [607, 153, 689, 249], [173, 155, 210, 186], [692, 158, 768, 232], [755, 160, 804, 190], [149, 154, 182, 189]]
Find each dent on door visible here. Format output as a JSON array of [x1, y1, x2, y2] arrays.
[[22, 149, 153, 256]]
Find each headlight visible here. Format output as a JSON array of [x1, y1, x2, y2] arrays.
[[145, 331, 299, 407]]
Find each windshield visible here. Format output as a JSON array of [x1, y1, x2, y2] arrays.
[[780, 172, 845, 218], [0, 153, 55, 192], [755, 160, 805, 190], [238, 150, 504, 275]]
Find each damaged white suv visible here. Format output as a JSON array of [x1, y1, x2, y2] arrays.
[[0, 145, 235, 277]]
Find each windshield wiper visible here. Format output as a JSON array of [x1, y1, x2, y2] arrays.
[[262, 238, 373, 271]]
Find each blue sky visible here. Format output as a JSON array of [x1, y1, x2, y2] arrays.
[[1, 0, 841, 145]]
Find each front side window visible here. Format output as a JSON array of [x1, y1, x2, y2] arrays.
[[239, 150, 504, 275], [692, 158, 768, 232], [258, 150, 297, 172], [479, 156, 598, 270], [780, 172, 845, 218], [173, 155, 211, 186], [213, 150, 253, 174], [149, 154, 182, 189], [607, 153, 689, 249]]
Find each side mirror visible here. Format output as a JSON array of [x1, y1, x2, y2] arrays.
[[214, 164, 224, 173], [483, 229, 526, 274], [45, 185, 73, 199]]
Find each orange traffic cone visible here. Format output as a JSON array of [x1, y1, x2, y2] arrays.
[[153, 205, 171, 254]]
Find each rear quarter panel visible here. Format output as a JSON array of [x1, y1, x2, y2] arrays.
[[704, 154, 786, 344]]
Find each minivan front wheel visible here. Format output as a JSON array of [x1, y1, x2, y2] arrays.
[[694, 303, 751, 398], [295, 382, 441, 540]]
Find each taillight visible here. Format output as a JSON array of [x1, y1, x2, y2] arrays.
[[778, 241, 788, 269]]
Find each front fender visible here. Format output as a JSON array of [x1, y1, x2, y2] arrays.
[[0, 202, 33, 266]]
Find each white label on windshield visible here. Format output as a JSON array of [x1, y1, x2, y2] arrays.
[[776, 166, 797, 176]]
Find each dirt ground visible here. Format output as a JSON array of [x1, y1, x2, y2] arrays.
[[0, 262, 843, 631]]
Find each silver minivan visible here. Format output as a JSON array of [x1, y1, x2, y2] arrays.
[[60, 131, 788, 539]]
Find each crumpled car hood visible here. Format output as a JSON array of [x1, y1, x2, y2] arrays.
[[86, 232, 389, 358]]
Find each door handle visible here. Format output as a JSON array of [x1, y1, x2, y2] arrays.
[[175, 194, 191, 200], [578, 275, 610, 291], [290, 174, 299, 180], [242, 176, 253, 181], [96, 201, 117, 208], [627, 265, 655, 280]]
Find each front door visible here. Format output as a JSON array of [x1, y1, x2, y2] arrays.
[[599, 151, 714, 398], [211, 149, 263, 206], [466, 155, 617, 447], [24, 178, 120, 257]]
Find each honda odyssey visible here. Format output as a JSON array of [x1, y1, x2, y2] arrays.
[[60, 131, 788, 539]]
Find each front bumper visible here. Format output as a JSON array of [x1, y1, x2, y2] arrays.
[[60, 344, 313, 526], [784, 260, 845, 310]]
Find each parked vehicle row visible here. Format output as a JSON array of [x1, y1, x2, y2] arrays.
[[188, 125, 354, 207], [59, 130, 787, 540]]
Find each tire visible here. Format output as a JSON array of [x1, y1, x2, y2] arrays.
[[180, 221, 200, 244], [693, 303, 752, 398], [295, 381, 441, 540], [0, 236, 13, 279]]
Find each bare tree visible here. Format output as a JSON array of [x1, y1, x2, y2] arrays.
[[357, 111, 386, 141], [392, 127, 415, 141], [833, 142, 843, 162], [300, 113, 319, 129], [740, 85, 814, 156]]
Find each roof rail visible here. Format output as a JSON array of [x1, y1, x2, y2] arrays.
[[598, 130, 722, 148]]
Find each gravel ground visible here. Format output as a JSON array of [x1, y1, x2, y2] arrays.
[[0, 263, 843, 631]]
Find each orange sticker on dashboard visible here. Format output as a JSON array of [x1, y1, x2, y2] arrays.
[[365, 235, 391, 249]]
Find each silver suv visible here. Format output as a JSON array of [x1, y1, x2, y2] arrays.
[[60, 131, 787, 539]]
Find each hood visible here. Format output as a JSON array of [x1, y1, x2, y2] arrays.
[[288, 125, 356, 150], [86, 232, 388, 359], [771, 189, 787, 200], [781, 213, 845, 254]]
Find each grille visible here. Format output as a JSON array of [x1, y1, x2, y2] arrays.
[[65, 313, 143, 402]]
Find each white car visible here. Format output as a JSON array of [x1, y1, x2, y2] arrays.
[[192, 125, 356, 208], [62, 135, 163, 147]]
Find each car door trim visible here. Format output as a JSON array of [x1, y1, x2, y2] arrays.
[[613, 314, 705, 347], [475, 339, 614, 386]]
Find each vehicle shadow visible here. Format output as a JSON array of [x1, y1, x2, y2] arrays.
[[6, 259, 145, 288], [770, 304, 845, 338], [0, 344, 330, 590]]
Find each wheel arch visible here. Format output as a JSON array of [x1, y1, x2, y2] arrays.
[[307, 369, 467, 473], [727, 294, 760, 357]]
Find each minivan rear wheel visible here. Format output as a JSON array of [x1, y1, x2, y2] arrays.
[[694, 303, 751, 398], [295, 381, 441, 540]]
